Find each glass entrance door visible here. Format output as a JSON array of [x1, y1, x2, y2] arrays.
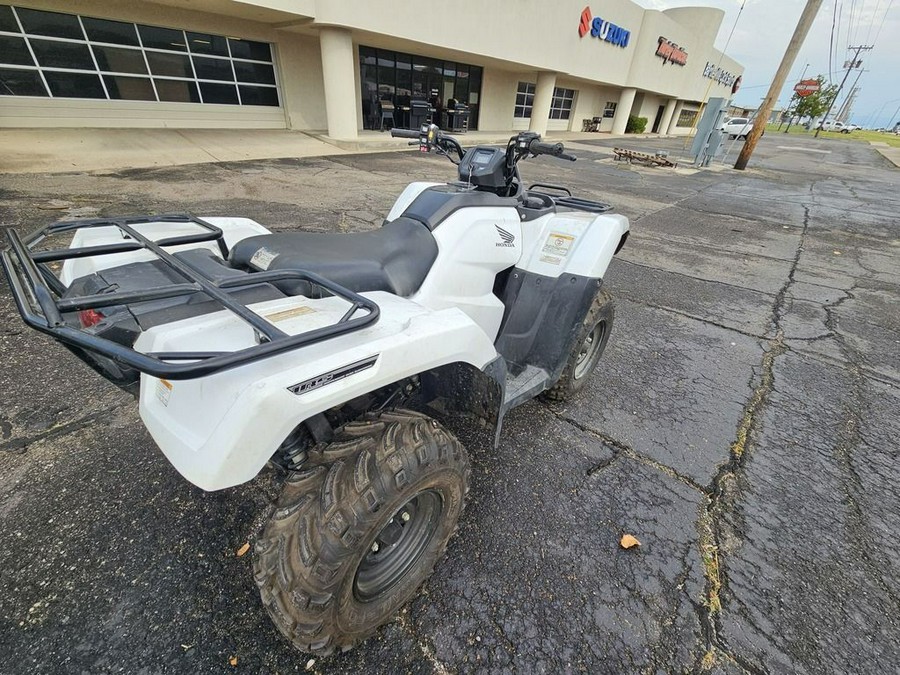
[[359, 46, 482, 131]]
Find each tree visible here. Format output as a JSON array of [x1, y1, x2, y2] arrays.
[[793, 76, 839, 120]]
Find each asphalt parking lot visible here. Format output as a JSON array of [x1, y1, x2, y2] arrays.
[[1, 132, 898, 674]]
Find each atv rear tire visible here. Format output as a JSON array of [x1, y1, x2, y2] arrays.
[[253, 409, 469, 655], [542, 289, 614, 402]]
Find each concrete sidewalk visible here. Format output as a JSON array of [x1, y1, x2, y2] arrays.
[[870, 141, 900, 168], [0, 127, 663, 174]]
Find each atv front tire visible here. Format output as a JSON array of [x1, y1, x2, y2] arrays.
[[542, 289, 614, 402], [254, 409, 469, 655]]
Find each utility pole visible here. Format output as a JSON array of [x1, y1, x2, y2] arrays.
[[836, 83, 860, 122], [814, 44, 872, 137], [735, 0, 823, 170], [887, 104, 900, 130]]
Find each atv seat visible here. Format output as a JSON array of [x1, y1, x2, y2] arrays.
[[229, 217, 437, 298]]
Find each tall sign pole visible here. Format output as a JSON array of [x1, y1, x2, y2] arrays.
[[734, 0, 823, 170], [814, 44, 872, 137]]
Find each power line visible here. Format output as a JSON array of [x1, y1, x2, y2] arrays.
[[815, 44, 872, 136], [830, 0, 839, 82], [851, 0, 864, 46], [846, 0, 857, 58], [872, 0, 895, 43], [865, 0, 883, 45]]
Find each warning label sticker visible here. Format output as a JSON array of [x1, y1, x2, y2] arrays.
[[250, 247, 278, 270], [541, 232, 575, 258], [156, 378, 173, 407], [540, 254, 563, 266]]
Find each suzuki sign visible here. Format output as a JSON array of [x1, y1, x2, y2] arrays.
[[578, 6, 630, 48]]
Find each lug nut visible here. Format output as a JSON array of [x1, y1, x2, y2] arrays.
[[401, 511, 411, 522], [371, 542, 379, 553]]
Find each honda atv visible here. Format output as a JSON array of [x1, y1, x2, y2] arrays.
[[1, 126, 629, 655]]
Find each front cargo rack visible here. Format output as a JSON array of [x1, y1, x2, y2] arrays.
[[0, 214, 379, 380], [527, 183, 612, 214]]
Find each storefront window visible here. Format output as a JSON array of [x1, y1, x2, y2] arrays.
[[549, 87, 576, 120], [603, 101, 617, 118], [514, 81, 535, 118], [359, 45, 483, 130], [677, 108, 698, 127], [0, 4, 280, 106]]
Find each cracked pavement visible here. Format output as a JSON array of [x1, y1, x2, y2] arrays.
[[0, 134, 898, 673]]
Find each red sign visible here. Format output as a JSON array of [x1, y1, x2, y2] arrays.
[[794, 79, 820, 97], [578, 6, 592, 37], [656, 37, 687, 66]]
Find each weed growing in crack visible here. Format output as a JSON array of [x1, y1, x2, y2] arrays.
[[698, 511, 722, 614]]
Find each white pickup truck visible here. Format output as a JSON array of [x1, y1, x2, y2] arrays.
[[817, 120, 859, 133]]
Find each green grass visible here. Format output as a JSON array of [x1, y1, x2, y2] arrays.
[[764, 124, 900, 148]]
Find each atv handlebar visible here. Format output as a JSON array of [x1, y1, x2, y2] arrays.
[[390, 128, 419, 139], [392, 124, 465, 161], [529, 140, 577, 162]]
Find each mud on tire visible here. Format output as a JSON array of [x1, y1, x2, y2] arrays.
[[253, 409, 469, 655], [542, 289, 614, 402]]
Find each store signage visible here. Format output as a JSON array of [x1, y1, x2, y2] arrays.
[[703, 61, 737, 87], [656, 37, 687, 65], [793, 79, 820, 97], [578, 6, 630, 48]]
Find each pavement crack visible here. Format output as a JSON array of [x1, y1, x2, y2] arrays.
[[0, 400, 131, 454], [394, 611, 451, 675], [820, 288, 900, 607], [616, 258, 778, 297], [545, 406, 706, 492], [690, 200, 811, 672], [617, 297, 765, 339]]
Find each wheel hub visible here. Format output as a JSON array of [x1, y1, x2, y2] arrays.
[[574, 322, 605, 380], [354, 490, 443, 602]]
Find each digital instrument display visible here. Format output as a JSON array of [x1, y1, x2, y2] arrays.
[[471, 149, 495, 166]]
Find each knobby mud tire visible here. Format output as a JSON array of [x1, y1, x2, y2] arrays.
[[253, 409, 469, 655], [542, 289, 615, 402]]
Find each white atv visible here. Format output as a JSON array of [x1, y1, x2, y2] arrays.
[[1, 127, 629, 655]]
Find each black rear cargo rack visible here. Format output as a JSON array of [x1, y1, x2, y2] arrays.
[[527, 183, 612, 214], [0, 214, 379, 380]]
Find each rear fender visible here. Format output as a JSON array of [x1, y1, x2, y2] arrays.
[[135, 292, 498, 491]]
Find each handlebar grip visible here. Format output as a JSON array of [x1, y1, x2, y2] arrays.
[[530, 141, 565, 156], [559, 152, 577, 162], [391, 128, 420, 139]]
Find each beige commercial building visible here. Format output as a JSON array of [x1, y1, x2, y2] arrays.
[[0, 0, 744, 137]]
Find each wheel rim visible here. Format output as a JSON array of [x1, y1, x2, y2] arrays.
[[574, 321, 606, 380], [353, 490, 443, 602]]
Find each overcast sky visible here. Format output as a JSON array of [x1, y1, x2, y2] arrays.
[[639, 0, 900, 127]]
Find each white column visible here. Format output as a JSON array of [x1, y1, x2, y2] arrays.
[[528, 72, 557, 136], [610, 88, 637, 135], [658, 98, 677, 135], [667, 100, 685, 134], [319, 27, 357, 140]]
